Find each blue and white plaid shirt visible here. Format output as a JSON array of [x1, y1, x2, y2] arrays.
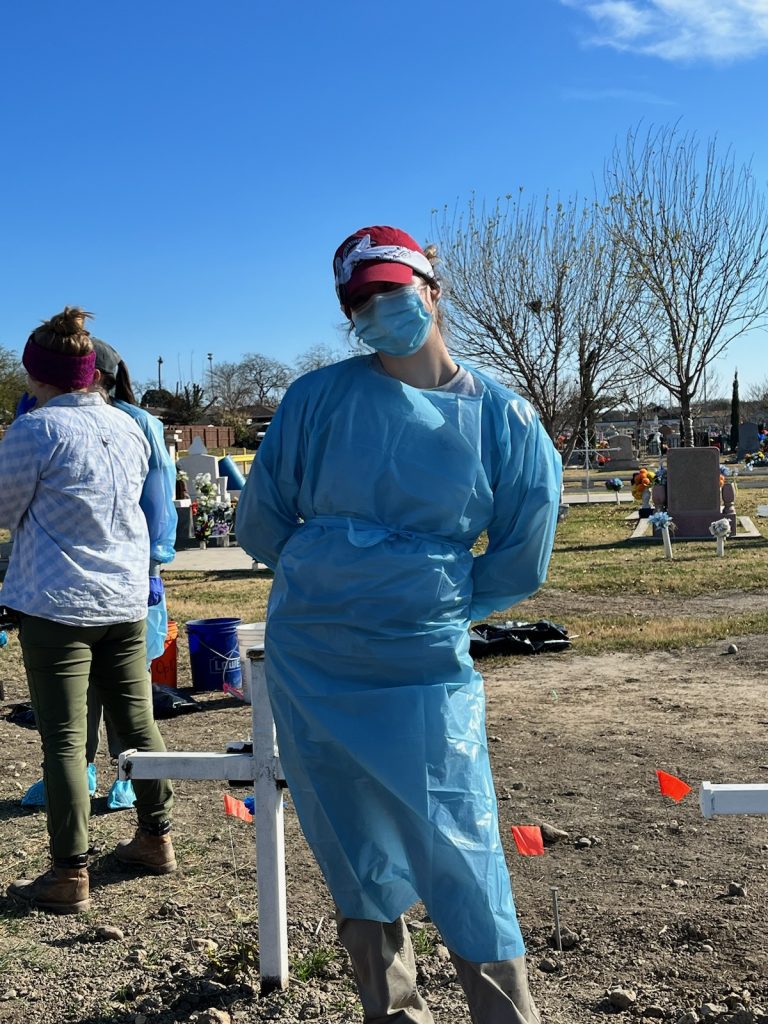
[[0, 392, 151, 626]]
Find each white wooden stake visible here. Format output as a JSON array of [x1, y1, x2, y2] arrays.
[[118, 649, 289, 994], [700, 782, 768, 818], [550, 887, 562, 951], [249, 650, 289, 993], [716, 536, 725, 557], [661, 525, 673, 560]]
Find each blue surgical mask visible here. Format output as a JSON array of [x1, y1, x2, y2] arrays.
[[351, 286, 433, 357]]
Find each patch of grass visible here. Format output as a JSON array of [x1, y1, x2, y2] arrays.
[[544, 609, 768, 655], [0, 936, 52, 973], [292, 945, 337, 982], [546, 491, 768, 597], [410, 927, 437, 956], [164, 571, 272, 625]]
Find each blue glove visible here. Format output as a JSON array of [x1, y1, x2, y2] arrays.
[[148, 576, 164, 607], [107, 778, 136, 811], [21, 778, 46, 807], [14, 392, 37, 418]]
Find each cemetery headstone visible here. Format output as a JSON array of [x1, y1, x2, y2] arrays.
[[176, 439, 220, 501], [607, 434, 639, 471], [666, 447, 734, 538], [738, 421, 760, 460]]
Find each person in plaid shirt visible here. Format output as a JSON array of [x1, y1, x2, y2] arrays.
[[4, 307, 175, 915]]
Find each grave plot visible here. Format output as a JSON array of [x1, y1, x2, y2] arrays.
[[630, 447, 761, 541]]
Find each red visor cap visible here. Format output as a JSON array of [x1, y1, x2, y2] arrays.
[[335, 225, 427, 308], [346, 259, 415, 300]]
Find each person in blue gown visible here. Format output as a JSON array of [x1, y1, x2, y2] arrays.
[[88, 338, 177, 807], [236, 226, 562, 1024]]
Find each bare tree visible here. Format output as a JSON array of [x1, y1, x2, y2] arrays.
[[605, 124, 768, 446], [210, 360, 257, 420], [434, 193, 643, 458], [241, 354, 292, 406], [743, 376, 768, 423], [293, 343, 348, 377]]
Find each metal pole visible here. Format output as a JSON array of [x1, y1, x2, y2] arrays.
[[157, 356, 164, 390]]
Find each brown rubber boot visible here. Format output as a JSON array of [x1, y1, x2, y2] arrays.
[[114, 828, 177, 875], [7, 867, 90, 914]]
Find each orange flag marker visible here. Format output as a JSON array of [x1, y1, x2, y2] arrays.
[[511, 825, 545, 856], [655, 769, 691, 802], [223, 793, 254, 822]]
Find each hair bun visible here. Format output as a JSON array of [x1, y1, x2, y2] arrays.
[[423, 243, 439, 265], [46, 306, 93, 338]]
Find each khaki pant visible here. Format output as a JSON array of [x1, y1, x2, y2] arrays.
[[19, 615, 173, 860], [336, 912, 541, 1024]]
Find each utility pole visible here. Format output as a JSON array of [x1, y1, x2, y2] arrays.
[[157, 356, 164, 390], [207, 352, 213, 395]]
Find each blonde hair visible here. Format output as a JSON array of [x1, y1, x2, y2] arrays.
[[30, 306, 94, 356], [422, 244, 444, 328]]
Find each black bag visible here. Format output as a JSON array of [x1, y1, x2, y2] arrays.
[[5, 702, 37, 728], [469, 620, 571, 658], [151, 684, 202, 719]]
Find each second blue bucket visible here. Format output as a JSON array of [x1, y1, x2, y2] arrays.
[[185, 617, 242, 691]]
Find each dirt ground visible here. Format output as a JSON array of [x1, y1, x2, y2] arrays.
[[1, 625, 767, 1024]]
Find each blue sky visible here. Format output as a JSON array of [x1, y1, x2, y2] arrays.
[[1, 0, 767, 395]]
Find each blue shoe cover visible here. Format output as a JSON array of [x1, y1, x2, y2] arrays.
[[21, 778, 46, 807], [87, 763, 98, 796], [106, 779, 136, 810]]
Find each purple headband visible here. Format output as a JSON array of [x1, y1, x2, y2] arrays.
[[22, 337, 97, 391]]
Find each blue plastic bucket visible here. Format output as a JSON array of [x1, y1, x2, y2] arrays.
[[185, 617, 242, 692]]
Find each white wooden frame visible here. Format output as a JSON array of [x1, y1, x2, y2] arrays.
[[700, 781, 768, 818], [118, 651, 288, 993]]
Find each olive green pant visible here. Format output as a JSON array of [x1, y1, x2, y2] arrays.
[[336, 913, 541, 1024], [19, 615, 174, 860]]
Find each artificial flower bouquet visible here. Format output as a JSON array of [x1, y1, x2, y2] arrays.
[[743, 450, 767, 469], [630, 467, 656, 502]]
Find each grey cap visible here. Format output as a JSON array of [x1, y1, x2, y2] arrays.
[[91, 337, 122, 378]]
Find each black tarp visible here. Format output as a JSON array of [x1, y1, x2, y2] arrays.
[[469, 620, 571, 657]]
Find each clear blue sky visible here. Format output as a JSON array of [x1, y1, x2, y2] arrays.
[[1, 0, 766, 395]]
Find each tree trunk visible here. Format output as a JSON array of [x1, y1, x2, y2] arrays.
[[679, 392, 695, 447]]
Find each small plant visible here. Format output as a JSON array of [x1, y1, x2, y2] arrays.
[[410, 927, 437, 957], [208, 939, 260, 984], [292, 945, 337, 982]]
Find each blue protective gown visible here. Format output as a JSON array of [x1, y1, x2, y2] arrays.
[[236, 356, 562, 962], [115, 401, 177, 662]]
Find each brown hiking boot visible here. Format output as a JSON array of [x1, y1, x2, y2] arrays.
[[114, 828, 177, 875], [7, 866, 90, 914]]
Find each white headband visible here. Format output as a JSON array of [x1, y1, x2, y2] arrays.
[[334, 233, 434, 293]]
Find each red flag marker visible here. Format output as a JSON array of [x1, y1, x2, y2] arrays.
[[223, 793, 254, 822], [511, 825, 545, 856], [655, 769, 691, 802]]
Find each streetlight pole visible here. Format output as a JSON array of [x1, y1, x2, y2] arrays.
[[157, 356, 164, 390], [207, 353, 213, 396]]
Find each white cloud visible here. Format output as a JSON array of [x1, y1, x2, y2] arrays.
[[562, 0, 768, 62]]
